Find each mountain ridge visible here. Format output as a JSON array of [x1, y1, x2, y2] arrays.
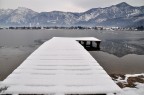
[[0, 2, 144, 27]]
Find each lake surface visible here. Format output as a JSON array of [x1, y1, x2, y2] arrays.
[[0, 29, 144, 80]]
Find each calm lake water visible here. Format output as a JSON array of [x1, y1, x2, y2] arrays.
[[0, 29, 144, 80]]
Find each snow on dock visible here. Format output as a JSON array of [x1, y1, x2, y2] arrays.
[[1, 37, 121, 95]]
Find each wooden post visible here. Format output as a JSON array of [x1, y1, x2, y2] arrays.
[[96, 41, 101, 50], [90, 41, 93, 47], [81, 41, 83, 44], [83, 41, 86, 47]]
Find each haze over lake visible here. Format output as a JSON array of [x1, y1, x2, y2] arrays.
[[0, 29, 144, 80]]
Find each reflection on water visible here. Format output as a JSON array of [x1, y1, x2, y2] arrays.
[[0, 47, 37, 80], [101, 39, 144, 57], [90, 51, 144, 74], [0, 29, 144, 80]]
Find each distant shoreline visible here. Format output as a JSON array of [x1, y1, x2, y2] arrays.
[[1, 26, 144, 31]]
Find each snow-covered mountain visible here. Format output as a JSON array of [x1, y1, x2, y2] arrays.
[[0, 2, 144, 27], [30, 11, 80, 26], [0, 7, 38, 26]]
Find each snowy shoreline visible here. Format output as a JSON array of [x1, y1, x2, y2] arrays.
[[110, 73, 144, 95], [0, 74, 144, 95]]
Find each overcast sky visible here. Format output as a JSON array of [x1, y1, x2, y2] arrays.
[[0, 0, 144, 12]]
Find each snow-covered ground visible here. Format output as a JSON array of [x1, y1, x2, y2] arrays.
[[0, 73, 144, 95], [0, 74, 144, 95], [110, 73, 144, 95]]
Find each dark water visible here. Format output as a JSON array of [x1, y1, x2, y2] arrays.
[[0, 29, 144, 80]]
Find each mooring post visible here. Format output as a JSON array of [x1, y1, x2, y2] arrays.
[[96, 41, 101, 50], [90, 41, 93, 47], [83, 41, 87, 47]]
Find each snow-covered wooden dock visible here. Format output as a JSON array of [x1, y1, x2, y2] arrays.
[[1, 37, 121, 95]]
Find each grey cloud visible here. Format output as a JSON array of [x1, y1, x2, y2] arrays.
[[71, 0, 144, 9]]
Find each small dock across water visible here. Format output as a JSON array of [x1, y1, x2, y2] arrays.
[[1, 37, 121, 95]]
